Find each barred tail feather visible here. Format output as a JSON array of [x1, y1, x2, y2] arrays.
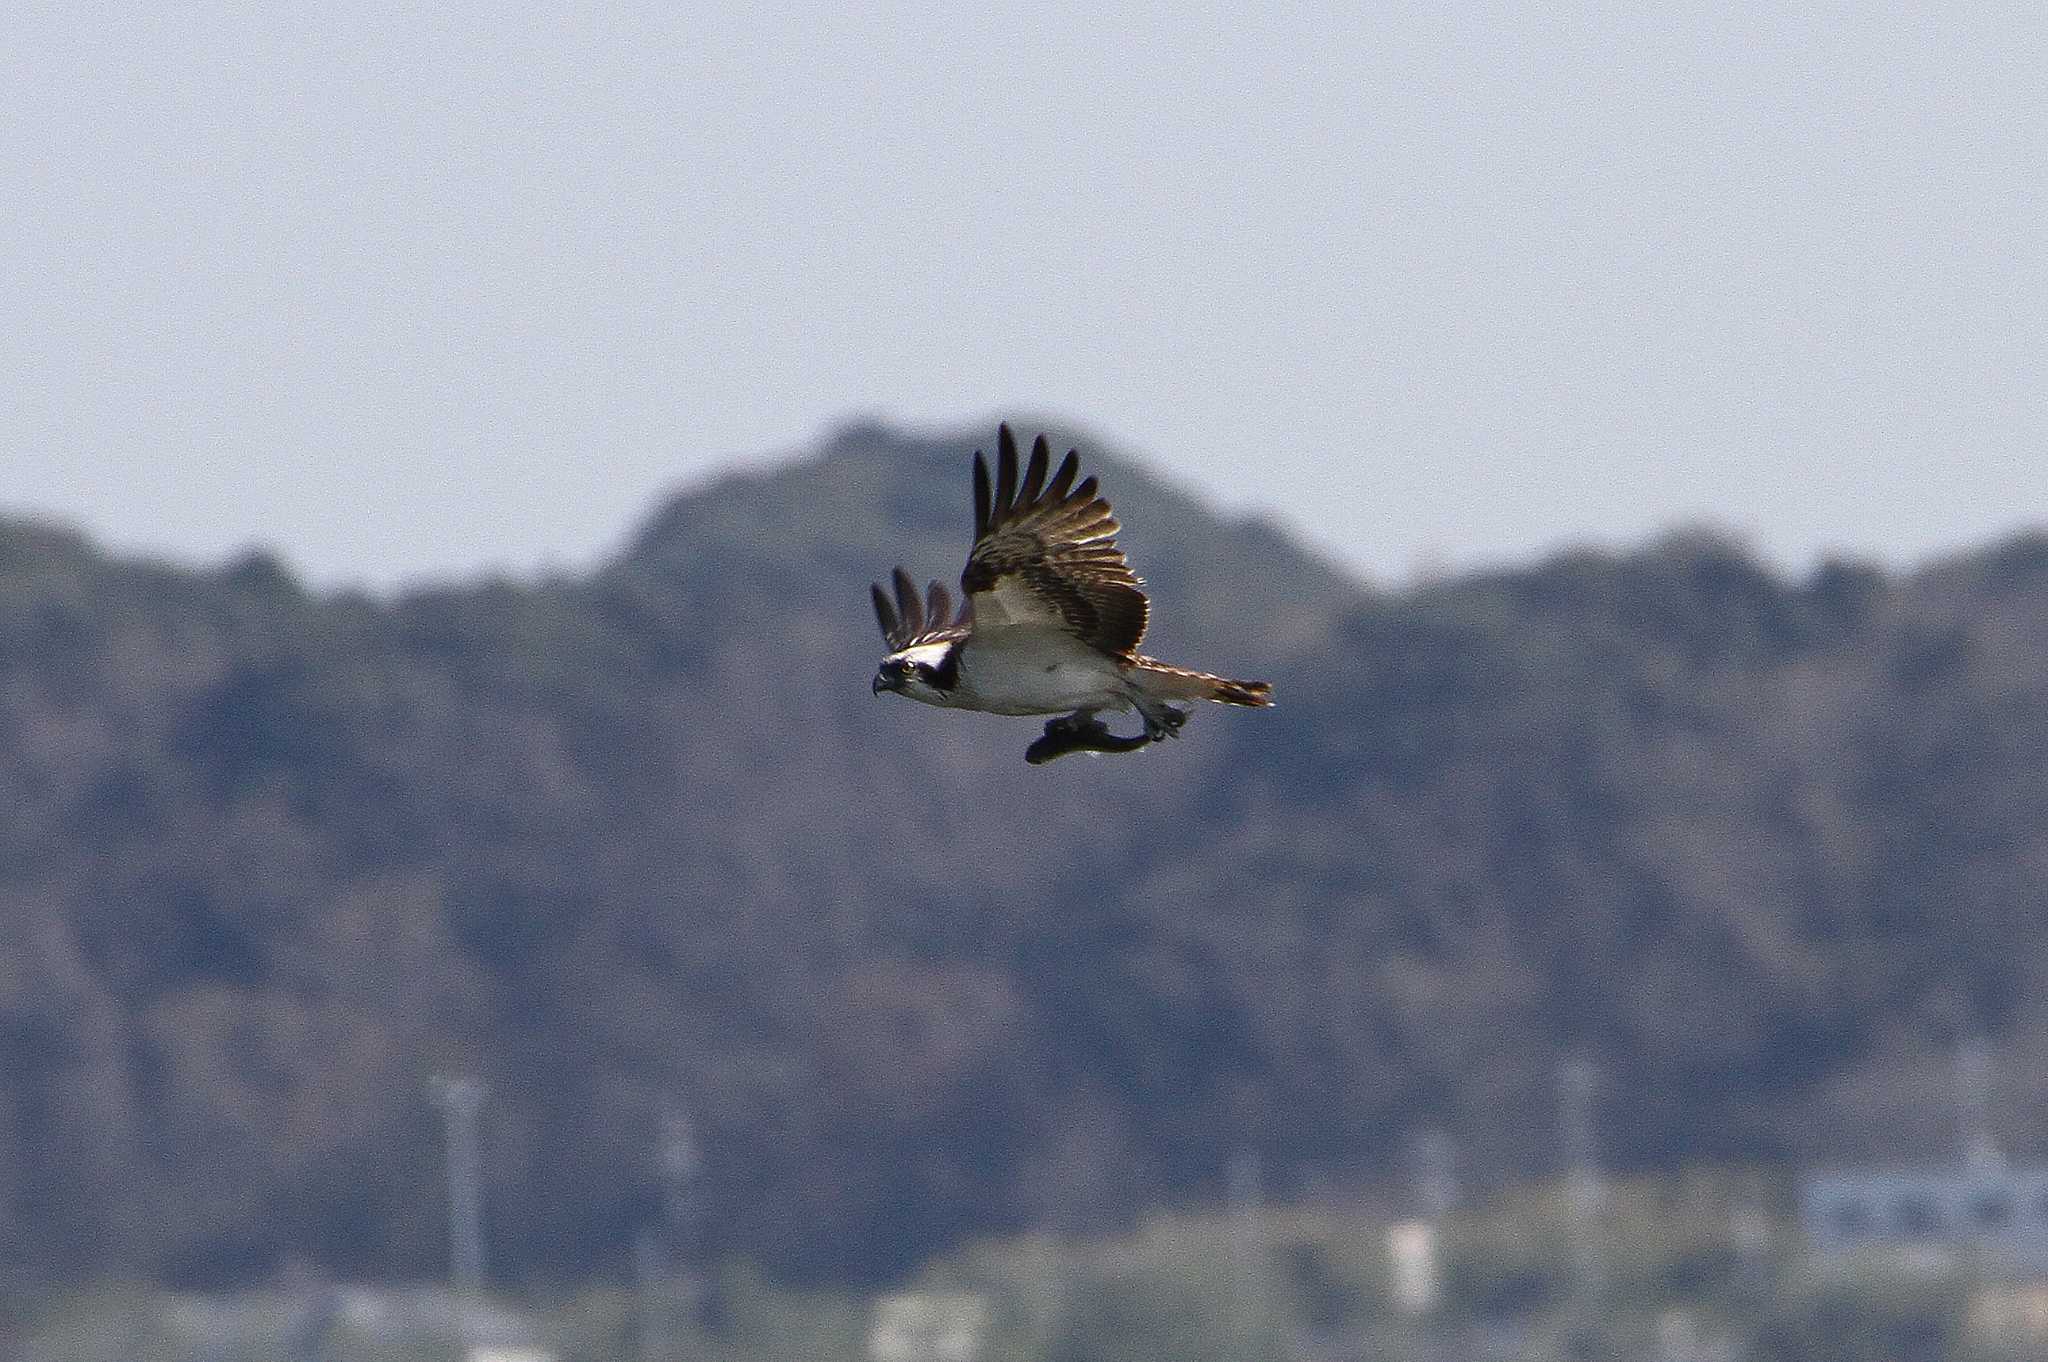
[[1132, 658, 1275, 708], [1210, 676, 1275, 707]]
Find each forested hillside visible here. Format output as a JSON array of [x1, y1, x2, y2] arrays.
[[3, 421, 2046, 1290]]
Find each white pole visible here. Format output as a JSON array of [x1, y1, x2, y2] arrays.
[[429, 1075, 487, 1298], [1227, 1149, 1265, 1347], [1559, 1059, 1603, 1300], [1957, 1037, 2002, 1169]]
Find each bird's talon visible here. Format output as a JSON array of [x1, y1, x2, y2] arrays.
[[1143, 706, 1189, 741]]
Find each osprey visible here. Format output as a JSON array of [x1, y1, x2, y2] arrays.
[[871, 425, 1273, 764]]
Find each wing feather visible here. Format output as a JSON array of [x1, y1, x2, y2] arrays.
[[872, 567, 973, 650], [892, 567, 924, 636], [992, 426, 1018, 525], [870, 582, 898, 639], [959, 424, 1149, 658], [1018, 434, 1050, 505], [1044, 450, 1079, 502]]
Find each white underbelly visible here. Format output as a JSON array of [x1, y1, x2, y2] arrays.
[[956, 632, 1131, 716]]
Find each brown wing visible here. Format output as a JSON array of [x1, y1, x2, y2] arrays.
[[959, 424, 1148, 659], [870, 566, 973, 651]]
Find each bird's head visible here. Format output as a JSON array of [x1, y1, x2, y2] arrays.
[[872, 655, 914, 696], [872, 643, 955, 704]]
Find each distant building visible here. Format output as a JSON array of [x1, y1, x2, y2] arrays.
[[868, 1291, 987, 1362], [1385, 1220, 1442, 1314], [1968, 1281, 2048, 1351], [1801, 1165, 2048, 1273]]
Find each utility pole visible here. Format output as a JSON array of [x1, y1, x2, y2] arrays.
[[1227, 1149, 1266, 1353], [658, 1101, 702, 1248], [638, 1100, 705, 1362], [428, 1075, 488, 1299], [1386, 1130, 1455, 1326], [1957, 1036, 2002, 1170], [635, 1228, 666, 1362], [1559, 1058, 1604, 1302]]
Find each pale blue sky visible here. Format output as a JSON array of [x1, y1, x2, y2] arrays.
[[5, 4, 2043, 590]]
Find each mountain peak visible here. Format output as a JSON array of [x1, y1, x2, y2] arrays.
[[604, 418, 1363, 668]]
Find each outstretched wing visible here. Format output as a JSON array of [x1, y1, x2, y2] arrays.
[[871, 566, 974, 651], [959, 425, 1148, 659]]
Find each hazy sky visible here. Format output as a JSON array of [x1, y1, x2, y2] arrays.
[[5, 4, 2043, 590]]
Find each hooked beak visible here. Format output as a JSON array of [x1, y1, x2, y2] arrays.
[[872, 673, 892, 696]]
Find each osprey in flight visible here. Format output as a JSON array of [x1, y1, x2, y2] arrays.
[[871, 425, 1272, 764]]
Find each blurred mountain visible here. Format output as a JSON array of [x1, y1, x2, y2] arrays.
[[3, 421, 2047, 1290]]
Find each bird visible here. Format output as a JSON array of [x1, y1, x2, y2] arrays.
[[871, 424, 1272, 764]]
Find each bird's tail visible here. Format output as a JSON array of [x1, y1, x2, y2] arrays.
[[1131, 658, 1275, 707]]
